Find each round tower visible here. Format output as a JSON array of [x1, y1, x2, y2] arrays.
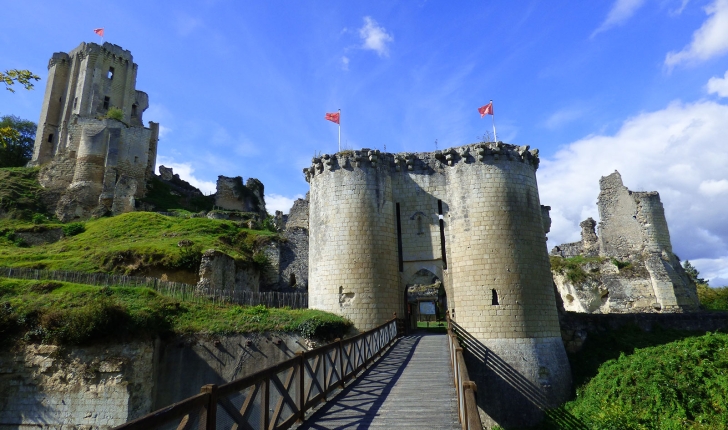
[[446, 144, 571, 427], [306, 152, 400, 330]]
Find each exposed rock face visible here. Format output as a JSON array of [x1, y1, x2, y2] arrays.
[[214, 176, 266, 217], [551, 171, 700, 313], [30, 42, 159, 221], [0, 342, 154, 429], [14, 227, 64, 246], [196, 249, 260, 294], [285, 195, 309, 230]]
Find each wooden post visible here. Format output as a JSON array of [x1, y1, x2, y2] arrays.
[[337, 338, 345, 388], [200, 384, 217, 430], [296, 351, 305, 423]]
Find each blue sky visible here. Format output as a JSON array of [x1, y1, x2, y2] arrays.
[[2, 0, 728, 284]]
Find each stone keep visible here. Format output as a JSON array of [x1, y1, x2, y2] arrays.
[[305, 142, 571, 426], [30, 42, 159, 221]]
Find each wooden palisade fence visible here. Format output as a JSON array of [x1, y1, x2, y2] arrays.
[[446, 311, 483, 430], [114, 316, 400, 430], [0, 267, 307, 308]]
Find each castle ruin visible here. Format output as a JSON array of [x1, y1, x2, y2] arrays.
[[551, 171, 700, 313], [304, 143, 571, 426], [29, 42, 159, 221]]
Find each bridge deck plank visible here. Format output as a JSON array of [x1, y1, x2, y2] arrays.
[[297, 333, 460, 429]]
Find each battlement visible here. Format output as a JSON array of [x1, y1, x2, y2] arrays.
[[302, 142, 540, 182]]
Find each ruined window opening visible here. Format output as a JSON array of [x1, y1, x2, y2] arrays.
[[103, 97, 110, 110], [131, 104, 138, 117], [438, 200, 447, 270], [47, 134, 54, 143], [108, 67, 114, 79], [289, 273, 297, 286], [396, 203, 403, 272], [492, 289, 499, 305]]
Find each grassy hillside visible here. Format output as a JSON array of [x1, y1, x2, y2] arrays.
[[550, 332, 728, 429], [0, 277, 350, 346], [0, 211, 276, 275], [0, 167, 47, 220]]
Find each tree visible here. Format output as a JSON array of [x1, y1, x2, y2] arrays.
[[0, 115, 36, 167], [1, 69, 40, 92], [683, 260, 707, 285]]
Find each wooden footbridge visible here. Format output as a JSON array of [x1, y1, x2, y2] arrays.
[[115, 316, 482, 430]]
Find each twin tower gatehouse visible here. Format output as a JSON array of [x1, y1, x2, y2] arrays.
[[304, 143, 572, 426]]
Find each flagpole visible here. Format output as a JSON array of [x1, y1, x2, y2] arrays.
[[338, 109, 341, 152], [490, 100, 498, 142]]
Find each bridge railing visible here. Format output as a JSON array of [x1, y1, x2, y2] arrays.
[[114, 315, 400, 430], [446, 311, 483, 430]]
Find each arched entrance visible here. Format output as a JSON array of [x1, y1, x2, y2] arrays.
[[404, 268, 447, 331]]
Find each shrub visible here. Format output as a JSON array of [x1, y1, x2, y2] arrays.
[[611, 258, 632, 270], [105, 107, 124, 121], [697, 283, 728, 311], [62, 222, 85, 237], [32, 213, 46, 224]]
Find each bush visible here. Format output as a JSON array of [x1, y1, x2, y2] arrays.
[[105, 107, 124, 121], [62, 222, 85, 237], [560, 332, 728, 429], [697, 283, 728, 311], [32, 213, 46, 224]]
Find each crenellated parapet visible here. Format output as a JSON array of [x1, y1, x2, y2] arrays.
[[303, 142, 541, 182]]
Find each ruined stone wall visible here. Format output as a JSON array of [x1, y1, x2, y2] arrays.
[[552, 171, 700, 313], [306, 143, 571, 426]]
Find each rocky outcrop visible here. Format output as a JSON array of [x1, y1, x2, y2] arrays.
[[551, 171, 700, 313], [195, 249, 260, 294], [214, 176, 266, 217]]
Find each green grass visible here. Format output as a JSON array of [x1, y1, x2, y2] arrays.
[[0, 211, 277, 274], [697, 283, 728, 311], [0, 277, 351, 346], [550, 332, 728, 429], [550, 255, 605, 284]]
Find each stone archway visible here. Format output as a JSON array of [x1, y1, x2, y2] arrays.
[[405, 268, 445, 330]]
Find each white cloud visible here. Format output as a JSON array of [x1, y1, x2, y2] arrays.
[[665, 0, 728, 67], [707, 70, 728, 96], [542, 107, 586, 129], [691, 257, 728, 286], [538, 99, 728, 267], [155, 155, 216, 194], [158, 125, 172, 139], [341, 56, 350, 71], [592, 0, 647, 37], [266, 193, 304, 215], [699, 179, 728, 195], [358, 16, 393, 57]]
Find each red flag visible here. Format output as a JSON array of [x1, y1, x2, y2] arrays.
[[478, 101, 493, 117], [325, 112, 340, 124], [94, 28, 105, 37]]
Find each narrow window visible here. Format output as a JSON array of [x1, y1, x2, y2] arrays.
[[492, 289, 499, 305], [59, 96, 62, 102], [289, 273, 297, 286], [108, 67, 114, 79], [134, 156, 139, 163], [416, 215, 424, 235], [73, 97, 77, 109], [396, 203, 403, 272], [438, 200, 447, 269], [131, 104, 138, 117], [47, 134, 54, 143], [103, 96, 110, 109]]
